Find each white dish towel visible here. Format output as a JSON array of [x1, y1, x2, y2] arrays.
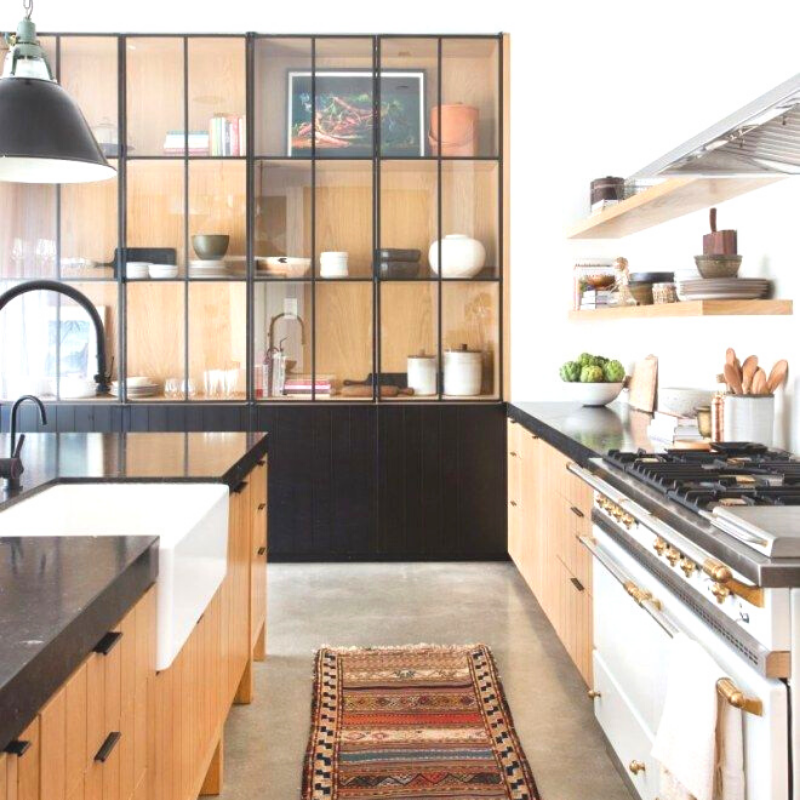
[[652, 633, 745, 800]]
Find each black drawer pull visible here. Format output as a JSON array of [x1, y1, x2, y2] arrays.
[[4, 739, 31, 757], [95, 732, 121, 763], [257, 458, 266, 466], [509, 451, 517, 457], [233, 480, 248, 494], [257, 502, 266, 511], [570, 577, 585, 592], [257, 546, 266, 556], [509, 500, 517, 507], [570, 506, 585, 519], [93, 631, 123, 656]]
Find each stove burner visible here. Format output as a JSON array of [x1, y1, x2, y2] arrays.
[[605, 446, 800, 513]]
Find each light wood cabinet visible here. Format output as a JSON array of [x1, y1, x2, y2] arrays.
[[506, 419, 594, 685], [251, 458, 268, 661]]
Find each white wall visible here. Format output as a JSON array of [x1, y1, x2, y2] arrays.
[[25, 0, 800, 446]]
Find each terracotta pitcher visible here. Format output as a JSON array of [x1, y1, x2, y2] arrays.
[[429, 103, 479, 156]]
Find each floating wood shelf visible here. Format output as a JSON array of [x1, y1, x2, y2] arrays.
[[567, 176, 783, 240], [569, 299, 793, 320]]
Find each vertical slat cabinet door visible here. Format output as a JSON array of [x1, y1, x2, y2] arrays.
[[64, 664, 88, 798], [251, 460, 268, 653], [101, 625, 123, 800], [519, 432, 539, 596], [40, 685, 67, 800], [0, 753, 7, 800], [506, 420, 522, 566], [118, 609, 136, 800], [15, 717, 40, 800]]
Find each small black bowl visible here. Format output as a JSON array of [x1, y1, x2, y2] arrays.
[[376, 248, 421, 263], [376, 260, 422, 279]]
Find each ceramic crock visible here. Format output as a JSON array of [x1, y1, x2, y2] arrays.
[[407, 352, 437, 396], [443, 345, 482, 396]]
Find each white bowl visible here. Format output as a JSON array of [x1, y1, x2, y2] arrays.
[[658, 387, 714, 417], [59, 377, 97, 399], [126, 261, 150, 279], [565, 382, 624, 407], [429, 234, 486, 279], [149, 263, 179, 279]]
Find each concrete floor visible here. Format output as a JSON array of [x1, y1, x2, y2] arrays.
[[221, 562, 633, 800]]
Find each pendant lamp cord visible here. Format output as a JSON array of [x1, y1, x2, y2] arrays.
[[22, 0, 33, 20]]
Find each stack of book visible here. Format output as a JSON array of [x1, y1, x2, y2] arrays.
[[579, 289, 615, 310], [209, 114, 246, 156], [163, 130, 210, 156], [647, 411, 703, 445], [573, 259, 617, 310], [283, 375, 333, 398]]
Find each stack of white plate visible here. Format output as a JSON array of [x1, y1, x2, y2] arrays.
[[126, 261, 150, 280], [189, 259, 228, 279], [111, 377, 162, 398], [148, 263, 179, 279], [319, 251, 349, 278], [677, 278, 769, 301]]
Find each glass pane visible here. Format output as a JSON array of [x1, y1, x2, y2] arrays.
[[0, 283, 55, 399], [442, 281, 499, 399], [188, 38, 246, 157], [188, 160, 246, 277], [60, 37, 119, 157], [253, 282, 309, 399], [126, 282, 185, 400], [61, 160, 118, 280], [315, 161, 372, 279], [380, 283, 438, 399], [188, 283, 246, 401], [315, 282, 373, 400], [127, 160, 185, 274], [57, 282, 119, 401], [126, 37, 184, 156], [311, 37, 374, 159], [254, 37, 311, 158], [441, 161, 498, 279], [379, 160, 436, 279], [379, 38, 437, 158], [0, 183, 56, 279], [254, 160, 312, 278], [440, 38, 499, 158]]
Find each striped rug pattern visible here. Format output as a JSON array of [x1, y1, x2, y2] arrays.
[[303, 644, 539, 799]]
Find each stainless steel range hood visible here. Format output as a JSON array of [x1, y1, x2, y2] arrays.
[[633, 72, 800, 178]]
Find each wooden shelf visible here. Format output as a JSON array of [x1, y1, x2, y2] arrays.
[[566, 177, 783, 240], [569, 299, 793, 320]]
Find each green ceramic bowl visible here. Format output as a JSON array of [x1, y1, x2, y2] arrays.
[[192, 234, 230, 260]]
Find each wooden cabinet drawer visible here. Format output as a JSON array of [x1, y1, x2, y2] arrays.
[[14, 718, 40, 800], [556, 496, 593, 595], [554, 559, 593, 686]]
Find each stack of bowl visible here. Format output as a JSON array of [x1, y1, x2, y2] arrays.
[[375, 248, 421, 279]]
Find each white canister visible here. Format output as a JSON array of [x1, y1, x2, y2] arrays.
[[407, 352, 437, 396], [443, 345, 483, 396], [429, 234, 486, 279], [320, 251, 349, 278], [722, 394, 775, 446]]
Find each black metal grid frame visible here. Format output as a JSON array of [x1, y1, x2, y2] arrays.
[[8, 31, 506, 407]]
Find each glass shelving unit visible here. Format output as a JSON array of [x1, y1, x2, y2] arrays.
[[0, 32, 505, 405]]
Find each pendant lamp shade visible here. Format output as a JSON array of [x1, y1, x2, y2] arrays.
[[0, 12, 116, 183]]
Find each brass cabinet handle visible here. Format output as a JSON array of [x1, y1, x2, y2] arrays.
[[702, 558, 732, 583], [570, 506, 584, 518], [587, 689, 601, 699], [628, 760, 646, 775], [717, 677, 763, 717]]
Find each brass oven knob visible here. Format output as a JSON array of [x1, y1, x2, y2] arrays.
[[621, 512, 635, 528], [665, 547, 681, 567], [587, 689, 601, 699], [628, 760, 646, 775], [679, 557, 696, 578], [711, 582, 731, 604], [653, 538, 667, 556]]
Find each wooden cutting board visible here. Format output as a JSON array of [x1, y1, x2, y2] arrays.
[[627, 355, 658, 413]]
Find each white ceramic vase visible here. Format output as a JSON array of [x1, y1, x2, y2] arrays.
[[429, 235, 486, 279]]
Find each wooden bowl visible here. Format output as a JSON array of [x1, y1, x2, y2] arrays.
[[585, 274, 616, 289]]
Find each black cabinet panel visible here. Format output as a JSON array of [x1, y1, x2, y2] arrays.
[[6, 401, 507, 560]]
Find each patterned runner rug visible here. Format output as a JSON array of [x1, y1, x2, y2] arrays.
[[303, 644, 540, 800]]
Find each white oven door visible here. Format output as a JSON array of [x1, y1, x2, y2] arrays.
[[588, 522, 789, 800]]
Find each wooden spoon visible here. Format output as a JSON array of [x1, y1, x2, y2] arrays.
[[752, 368, 768, 396], [724, 363, 743, 395], [741, 355, 758, 394], [726, 348, 737, 367], [767, 360, 789, 393]]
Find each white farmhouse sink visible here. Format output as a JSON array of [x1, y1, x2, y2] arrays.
[[0, 482, 229, 670]]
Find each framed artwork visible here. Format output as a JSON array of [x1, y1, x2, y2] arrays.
[[287, 70, 426, 157]]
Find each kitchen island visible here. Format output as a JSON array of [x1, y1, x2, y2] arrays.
[[0, 432, 268, 800]]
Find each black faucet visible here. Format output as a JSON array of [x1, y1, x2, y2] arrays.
[[0, 280, 112, 394], [0, 395, 48, 491]]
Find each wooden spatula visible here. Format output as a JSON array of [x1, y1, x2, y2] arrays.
[[741, 355, 758, 393], [725, 347, 737, 367], [767, 360, 789, 393], [724, 363, 743, 395], [752, 368, 768, 396]]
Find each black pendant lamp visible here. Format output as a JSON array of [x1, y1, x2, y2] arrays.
[[0, 0, 115, 183]]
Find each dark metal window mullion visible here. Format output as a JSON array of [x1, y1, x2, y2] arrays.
[[310, 37, 316, 402], [436, 38, 443, 401], [183, 36, 190, 403], [55, 35, 62, 402], [245, 33, 255, 406], [373, 36, 380, 403], [497, 33, 504, 402], [118, 36, 127, 404]]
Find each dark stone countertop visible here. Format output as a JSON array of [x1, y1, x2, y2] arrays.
[[0, 535, 157, 751], [508, 401, 658, 465], [0, 431, 269, 510], [0, 430, 268, 749]]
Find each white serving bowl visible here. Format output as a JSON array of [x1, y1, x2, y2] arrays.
[[429, 234, 486, 279], [658, 387, 714, 417], [565, 382, 624, 407]]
